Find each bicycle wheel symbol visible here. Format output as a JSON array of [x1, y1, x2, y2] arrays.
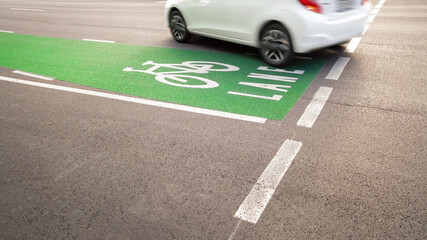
[[155, 74, 220, 88], [123, 61, 240, 88]]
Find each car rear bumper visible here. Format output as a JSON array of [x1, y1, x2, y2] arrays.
[[292, 3, 372, 53]]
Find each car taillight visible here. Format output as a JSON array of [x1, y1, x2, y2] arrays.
[[361, 0, 369, 5], [298, 0, 322, 14]]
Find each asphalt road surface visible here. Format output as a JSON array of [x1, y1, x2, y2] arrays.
[[0, 0, 426, 239]]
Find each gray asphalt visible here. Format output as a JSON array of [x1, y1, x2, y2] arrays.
[[0, 0, 426, 239]]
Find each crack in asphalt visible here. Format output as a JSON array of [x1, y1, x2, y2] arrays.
[[328, 100, 426, 117]]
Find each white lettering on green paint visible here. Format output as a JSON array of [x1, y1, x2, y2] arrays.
[[257, 66, 304, 75], [248, 73, 297, 83], [124, 61, 302, 101], [228, 91, 283, 101], [227, 66, 300, 101], [238, 82, 291, 92]]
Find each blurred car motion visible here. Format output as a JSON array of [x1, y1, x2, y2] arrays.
[[165, 0, 372, 67]]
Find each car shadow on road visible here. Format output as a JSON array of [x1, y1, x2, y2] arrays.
[[160, 35, 348, 65]]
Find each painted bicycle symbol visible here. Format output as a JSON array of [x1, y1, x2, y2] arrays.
[[123, 61, 240, 88]]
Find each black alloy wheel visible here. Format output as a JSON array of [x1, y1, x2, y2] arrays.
[[259, 23, 294, 67], [169, 10, 191, 43]]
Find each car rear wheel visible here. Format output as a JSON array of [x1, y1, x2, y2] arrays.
[[259, 23, 294, 67], [169, 10, 191, 43]]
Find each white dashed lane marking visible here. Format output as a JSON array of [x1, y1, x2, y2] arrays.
[[297, 87, 333, 128], [371, 8, 380, 14], [326, 57, 350, 81], [362, 24, 370, 35], [345, 37, 361, 53]]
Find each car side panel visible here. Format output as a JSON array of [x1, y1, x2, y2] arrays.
[[179, 0, 227, 37], [222, 0, 276, 43], [166, 0, 371, 53]]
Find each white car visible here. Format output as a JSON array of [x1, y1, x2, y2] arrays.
[[165, 0, 371, 67]]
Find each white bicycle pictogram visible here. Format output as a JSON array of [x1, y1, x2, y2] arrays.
[[123, 61, 240, 89]]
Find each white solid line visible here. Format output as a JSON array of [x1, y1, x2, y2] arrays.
[[10, 8, 45, 12], [82, 39, 115, 43], [345, 37, 361, 53], [297, 87, 333, 128], [379, 0, 386, 4], [0, 75, 267, 124], [325, 57, 350, 81], [0, 30, 14, 33], [13, 70, 54, 81], [234, 139, 302, 224]]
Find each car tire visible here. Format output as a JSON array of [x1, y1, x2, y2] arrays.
[[259, 23, 294, 67], [169, 10, 191, 43]]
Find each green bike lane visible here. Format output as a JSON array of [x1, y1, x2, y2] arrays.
[[0, 33, 324, 121]]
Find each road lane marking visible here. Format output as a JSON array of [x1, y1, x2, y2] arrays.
[[375, 0, 386, 10], [10, 8, 45, 12], [297, 87, 333, 128], [228, 91, 282, 101], [362, 24, 370, 35], [367, 14, 376, 23], [326, 57, 350, 81], [345, 37, 361, 53], [234, 139, 302, 224], [0, 75, 267, 124], [247, 73, 297, 83], [13, 70, 54, 81], [371, 8, 380, 15], [227, 219, 243, 240], [348, 0, 383, 50], [0, 30, 14, 33], [1, 32, 324, 120], [82, 38, 115, 43]]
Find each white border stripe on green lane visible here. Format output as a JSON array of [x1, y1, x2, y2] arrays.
[[82, 39, 115, 43], [0, 75, 267, 124], [13, 70, 54, 81]]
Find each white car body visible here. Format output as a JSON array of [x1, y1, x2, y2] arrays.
[[165, 0, 372, 53]]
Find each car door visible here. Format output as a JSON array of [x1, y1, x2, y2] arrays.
[[181, 0, 226, 36], [223, 0, 272, 42]]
